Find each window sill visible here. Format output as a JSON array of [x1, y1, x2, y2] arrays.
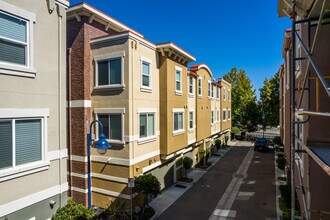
[[198, 95, 202, 99], [188, 94, 194, 98], [94, 84, 125, 91], [107, 139, 125, 146], [0, 161, 50, 183], [188, 128, 195, 133], [173, 130, 185, 136], [216, 98, 220, 101], [0, 63, 37, 78], [211, 123, 215, 127], [137, 136, 157, 145], [175, 91, 183, 96], [140, 87, 152, 93]]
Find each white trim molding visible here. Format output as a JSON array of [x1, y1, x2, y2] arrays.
[[68, 100, 91, 108], [48, 149, 68, 161], [142, 161, 162, 173], [92, 187, 138, 200], [0, 183, 68, 216]]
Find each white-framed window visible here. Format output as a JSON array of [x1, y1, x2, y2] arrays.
[[228, 109, 231, 120], [175, 66, 182, 94], [223, 87, 226, 101], [141, 60, 151, 89], [189, 76, 194, 95], [139, 113, 155, 139], [211, 110, 214, 124], [95, 108, 125, 144], [217, 110, 220, 122], [198, 77, 202, 97], [208, 81, 211, 97], [94, 52, 125, 89], [0, 1, 36, 77], [216, 86, 220, 99], [223, 109, 226, 121], [173, 109, 184, 135], [228, 90, 231, 101], [0, 109, 49, 181], [188, 110, 194, 130], [211, 85, 214, 98]]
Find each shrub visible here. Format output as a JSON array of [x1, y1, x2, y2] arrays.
[[95, 199, 130, 220], [215, 139, 221, 149], [279, 184, 291, 208], [224, 135, 229, 146], [183, 157, 193, 177], [51, 198, 94, 220], [276, 157, 286, 170], [273, 136, 283, 146], [134, 174, 161, 209]]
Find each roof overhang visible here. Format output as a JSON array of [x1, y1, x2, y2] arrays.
[[67, 2, 143, 38], [282, 29, 292, 58], [218, 78, 231, 87], [190, 64, 213, 77], [278, 0, 330, 19], [156, 42, 196, 66]]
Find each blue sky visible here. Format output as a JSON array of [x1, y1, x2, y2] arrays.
[[70, 0, 290, 97]]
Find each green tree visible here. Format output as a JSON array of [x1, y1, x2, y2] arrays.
[[134, 174, 161, 212], [224, 68, 258, 131], [259, 72, 280, 126]]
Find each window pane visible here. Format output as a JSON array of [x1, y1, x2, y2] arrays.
[[174, 113, 178, 131], [0, 40, 26, 65], [176, 70, 181, 81], [142, 75, 149, 87], [110, 115, 122, 140], [110, 58, 121, 84], [176, 81, 181, 91], [98, 61, 109, 86], [98, 115, 109, 139], [178, 113, 183, 130], [147, 114, 154, 136], [142, 62, 149, 76], [16, 119, 41, 165], [140, 114, 147, 138], [0, 12, 27, 42], [0, 121, 12, 169]]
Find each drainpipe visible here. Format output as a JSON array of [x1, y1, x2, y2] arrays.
[[68, 48, 72, 197]]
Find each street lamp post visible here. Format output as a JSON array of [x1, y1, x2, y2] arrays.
[[87, 120, 111, 209]]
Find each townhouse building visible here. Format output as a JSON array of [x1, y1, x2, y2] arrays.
[[67, 2, 231, 209], [0, 0, 69, 219], [278, 0, 330, 218]]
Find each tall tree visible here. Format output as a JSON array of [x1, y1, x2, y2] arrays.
[[259, 71, 280, 126], [223, 68, 258, 131]]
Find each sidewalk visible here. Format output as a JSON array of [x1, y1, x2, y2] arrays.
[[149, 141, 237, 219]]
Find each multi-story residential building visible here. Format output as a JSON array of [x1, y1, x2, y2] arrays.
[[67, 2, 231, 209], [0, 0, 69, 219], [219, 78, 232, 135], [278, 0, 330, 219]]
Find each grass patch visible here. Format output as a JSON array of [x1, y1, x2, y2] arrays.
[[277, 176, 287, 181], [179, 177, 193, 183]]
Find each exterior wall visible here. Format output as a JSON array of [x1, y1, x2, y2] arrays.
[[196, 68, 212, 141], [211, 85, 221, 135], [220, 82, 231, 132], [187, 74, 196, 145], [0, 0, 68, 218], [159, 56, 188, 156]]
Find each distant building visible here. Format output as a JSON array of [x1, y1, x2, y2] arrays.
[[278, 0, 330, 219], [0, 0, 69, 219]]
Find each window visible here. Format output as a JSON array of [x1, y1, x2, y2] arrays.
[[189, 111, 194, 130], [223, 87, 226, 100], [189, 76, 194, 95], [211, 85, 214, 98], [175, 67, 182, 93], [217, 110, 220, 122], [173, 110, 184, 134], [208, 81, 211, 97], [211, 110, 214, 124], [216, 86, 220, 99], [223, 109, 226, 121], [228, 90, 231, 101], [0, 119, 42, 170], [139, 113, 155, 138], [0, 2, 36, 76], [228, 109, 231, 120], [97, 58, 122, 86], [98, 114, 122, 141], [198, 77, 202, 96], [141, 61, 150, 88]]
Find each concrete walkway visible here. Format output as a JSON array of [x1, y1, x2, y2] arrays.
[[149, 141, 237, 219]]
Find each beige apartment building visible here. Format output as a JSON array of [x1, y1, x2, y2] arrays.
[[67, 2, 231, 209], [0, 0, 69, 219], [278, 0, 330, 219]]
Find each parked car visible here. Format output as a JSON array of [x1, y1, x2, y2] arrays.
[[254, 138, 269, 152]]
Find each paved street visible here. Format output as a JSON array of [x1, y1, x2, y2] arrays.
[[156, 141, 277, 220]]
